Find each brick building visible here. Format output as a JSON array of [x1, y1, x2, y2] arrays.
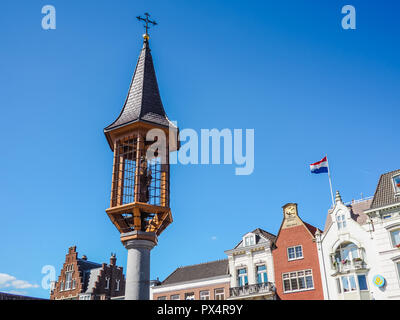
[[151, 260, 230, 300], [272, 203, 324, 300], [50, 246, 125, 300]]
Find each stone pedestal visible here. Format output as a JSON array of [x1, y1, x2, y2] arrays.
[[123, 236, 157, 300]]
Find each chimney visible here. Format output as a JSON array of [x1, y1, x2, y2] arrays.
[[110, 253, 117, 266]]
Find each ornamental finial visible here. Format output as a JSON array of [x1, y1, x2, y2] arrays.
[[136, 13, 157, 39]]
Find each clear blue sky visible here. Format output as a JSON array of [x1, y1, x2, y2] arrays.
[[0, 0, 399, 299]]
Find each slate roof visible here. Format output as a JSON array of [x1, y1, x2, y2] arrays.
[[370, 169, 400, 209], [84, 267, 102, 294], [76, 258, 102, 292], [77, 259, 102, 272], [349, 198, 373, 225], [161, 260, 229, 286], [323, 198, 373, 231], [234, 228, 276, 249], [105, 38, 175, 132]]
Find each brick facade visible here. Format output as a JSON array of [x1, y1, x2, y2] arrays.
[[153, 281, 230, 300], [272, 204, 324, 300], [50, 246, 125, 300]]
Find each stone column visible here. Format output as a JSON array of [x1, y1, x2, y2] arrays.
[[124, 239, 156, 300]]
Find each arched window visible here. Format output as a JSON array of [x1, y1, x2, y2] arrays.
[[334, 242, 359, 263]]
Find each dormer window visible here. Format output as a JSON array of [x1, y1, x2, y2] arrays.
[[393, 175, 400, 194], [337, 213, 347, 230], [244, 234, 255, 247]]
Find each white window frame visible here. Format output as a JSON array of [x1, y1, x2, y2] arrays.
[[243, 234, 255, 247], [282, 269, 314, 293], [105, 277, 110, 290], [116, 279, 120, 292], [389, 229, 400, 248], [395, 260, 400, 285], [256, 264, 268, 283], [237, 267, 248, 287], [287, 245, 303, 261], [79, 294, 91, 300], [337, 213, 347, 230], [65, 271, 73, 290], [185, 292, 195, 300], [340, 275, 357, 293], [199, 290, 210, 300], [157, 296, 166, 300], [392, 174, 400, 195], [170, 294, 180, 300], [214, 288, 225, 300]]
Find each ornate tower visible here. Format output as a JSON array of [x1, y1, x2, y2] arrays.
[[104, 16, 179, 300]]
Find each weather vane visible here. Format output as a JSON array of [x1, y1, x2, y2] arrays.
[[136, 13, 157, 38]]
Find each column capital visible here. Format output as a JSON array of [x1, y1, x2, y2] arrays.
[[124, 239, 157, 250]]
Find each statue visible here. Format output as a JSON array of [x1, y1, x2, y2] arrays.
[[138, 156, 152, 203]]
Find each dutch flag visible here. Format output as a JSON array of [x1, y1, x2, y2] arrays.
[[310, 156, 329, 174]]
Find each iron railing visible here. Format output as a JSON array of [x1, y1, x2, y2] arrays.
[[229, 282, 274, 298]]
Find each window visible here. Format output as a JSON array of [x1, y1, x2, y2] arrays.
[[72, 279, 76, 290], [214, 288, 225, 300], [287, 246, 303, 261], [383, 214, 392, 220], [79, 294, 91, 300], [282, 269, 314, 293], [200, 290, 210, 300], [390, 230, 400, 247], [397, 262, 400, 281], [116, 279, 120, 292], [393, 175, 400, 194], [237, 268, 248, 287], [357, 275, 368, 291], [105, 277, 110, 290], [336, 278, 341, 294], [170, 294, 180, 300], [244, 235, 255, 247], [337, 214, 346, 229], [59, 281, 64, 292], [185, 292, 195, 300], [256, 265, 268, 284], [157, 296, 166, 300], [334, 242, 359, 263], [341, 275, 357, 292], [65, 272, 73, 290]]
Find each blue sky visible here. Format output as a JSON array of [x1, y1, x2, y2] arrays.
[[0, 0, 399, 298]]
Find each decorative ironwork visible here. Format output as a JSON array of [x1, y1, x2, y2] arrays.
[[229, 282, 274, 298], [136, 13, 157, 36]]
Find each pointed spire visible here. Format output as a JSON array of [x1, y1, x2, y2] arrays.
[[335, 190, 343, 204], [104, 37, 173, 133]]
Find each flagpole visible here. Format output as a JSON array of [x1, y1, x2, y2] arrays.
[[326, 154, 335, 207]]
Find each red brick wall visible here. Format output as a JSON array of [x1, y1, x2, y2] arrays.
[[50, 247, 125, 300], [51, 246, 82, 300], [153, 282, 230, 300], [273, 225, 324, 300]]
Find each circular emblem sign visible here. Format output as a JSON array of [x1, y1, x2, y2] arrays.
[[373, 275, 385, 288]]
